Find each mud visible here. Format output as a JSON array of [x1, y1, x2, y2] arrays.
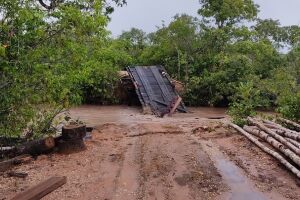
[[0, 105, 299, 200]]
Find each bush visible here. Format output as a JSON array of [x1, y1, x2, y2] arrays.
[[277, 92, 300, 121], [228, 81, 263, 126]]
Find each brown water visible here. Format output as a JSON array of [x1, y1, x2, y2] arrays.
[[70, 105, 227, 126], [200, 140, 267, 200]]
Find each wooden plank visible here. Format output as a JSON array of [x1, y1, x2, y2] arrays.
[[135, 67, 161, 116], [127, 66, 187, 116], [153, 99, 186, 113], [12, 176, 67, 200], [150, 66, 172, 102], [127, 67, 146, 106], [157, 65, 187, 112], [169, 96, 182, 116]]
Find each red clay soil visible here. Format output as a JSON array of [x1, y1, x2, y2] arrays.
[[0, 106, 299, 200]]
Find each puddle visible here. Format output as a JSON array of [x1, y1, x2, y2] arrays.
[[198, 139, 267, 200]]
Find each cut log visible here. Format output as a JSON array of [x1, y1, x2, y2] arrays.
[[62, 125, 86, 140], [244, 126, 300, 167], [263, 119, 300, 139], [0, 154, 32, 172], [248, 117, 300, 156], [229, 123, 300, 179], [12, 176, 67, 200], [0, 146, 15, 151], [168, 96, 182, 116], [286, 138, 300, 149], [0, 146, 17, 158], [263, 124, 300, 142], [8, 171, 28, 178], [277, 117, 300, 132], [17, 137, 55, 156]]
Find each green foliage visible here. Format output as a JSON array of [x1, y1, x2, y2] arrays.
[[277, 92, 300, 120], [228, 82, 262, 126], [1, 0, 300, 140], [0, 0, 127, 139], [198, 0, 259, 28]]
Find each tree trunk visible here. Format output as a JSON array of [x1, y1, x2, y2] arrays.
[[277, 117, 300, 132], [229, 123, 300, 179], [58, 125, 86, 154], [286, 138, 300, 149], [17, 137, 55, 156], [0, 154, 32, 172], [62, 125, 86, 140], [244, 126, 300, 167], [248, 117, 300, 156], [263, 124, 300, 142], [263, 120, 300, 140]]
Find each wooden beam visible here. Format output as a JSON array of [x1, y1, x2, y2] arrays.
[[12, 176, 67, 200], [152, 99, 186, 113], [168, 96, 182, 116]]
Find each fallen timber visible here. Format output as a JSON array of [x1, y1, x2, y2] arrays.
[[229, 123, 300, 179], [286, 138, 300, 149], [0, 137, 55, 158], [244, 126, 300, 167], [0, 154, 32, 172], [0, 124, 87, 172], [277, 117, 300, 132], [248, 117, 300, 156], [263, 119, 300, 141]]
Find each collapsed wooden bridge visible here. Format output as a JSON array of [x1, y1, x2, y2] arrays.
[[127, 66, 187, 117]]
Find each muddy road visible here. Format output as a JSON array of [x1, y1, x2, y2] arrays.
[[1, 106, 299, 200]]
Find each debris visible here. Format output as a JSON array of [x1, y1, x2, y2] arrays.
[[277, 118, 300, 132], [248, 117, 300, 156], [7, 171, 28, 178], [244, 125, 300, 167], [11, 176, 67, 200], [127, 66, 187, 117], [229, 123, 300, 179], [0, 155, 32, 172]]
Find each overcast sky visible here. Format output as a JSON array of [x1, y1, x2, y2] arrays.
[[107, 0, 300, 37]]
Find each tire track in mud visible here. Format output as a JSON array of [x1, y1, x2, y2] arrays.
[[130, 130, 225, 200], [135, 135, 176, 200]]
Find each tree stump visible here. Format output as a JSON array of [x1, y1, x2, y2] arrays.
[[62, 125, 86, 140], [57, 125, 86, 154]]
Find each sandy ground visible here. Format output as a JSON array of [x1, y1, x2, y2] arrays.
[[0, 105, 299, 200]]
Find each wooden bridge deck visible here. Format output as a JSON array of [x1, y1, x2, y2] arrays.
[[127, 66, 187, 117]]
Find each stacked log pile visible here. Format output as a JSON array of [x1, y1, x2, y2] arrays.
[[229, 117, 300, 179]]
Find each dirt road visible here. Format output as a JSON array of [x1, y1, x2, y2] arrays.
[[1, 106, 299, 200]]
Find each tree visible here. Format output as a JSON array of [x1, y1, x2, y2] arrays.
[[118, 28, 147, 60], [0, 0, 127, 138], [198, 0, 259, 28]]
